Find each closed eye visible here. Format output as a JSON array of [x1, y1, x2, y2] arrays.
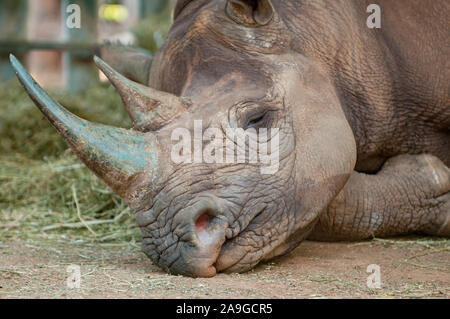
[[246, 113, 267, 129]]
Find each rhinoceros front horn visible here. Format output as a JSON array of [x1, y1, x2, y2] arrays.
[[94, 56, 190, 132], [9, 54, 163, 203]]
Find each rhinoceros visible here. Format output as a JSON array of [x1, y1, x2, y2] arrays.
[[10, 0, 449, 277]]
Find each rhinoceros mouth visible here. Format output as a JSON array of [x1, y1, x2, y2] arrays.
[[143, 202, 269, 277], [213, 206, 268, 273]]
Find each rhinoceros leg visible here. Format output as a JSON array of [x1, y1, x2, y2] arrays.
[[309, 154, 450, 241], [97, 45, 153, 86]]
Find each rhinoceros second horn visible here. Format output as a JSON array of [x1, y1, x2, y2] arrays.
[[94, 56, 190, 132]]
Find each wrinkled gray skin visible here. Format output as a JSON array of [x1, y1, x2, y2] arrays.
[[13, 0, 449, 278]]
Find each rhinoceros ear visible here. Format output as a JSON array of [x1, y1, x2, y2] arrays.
[[226, 0, 274, 26]]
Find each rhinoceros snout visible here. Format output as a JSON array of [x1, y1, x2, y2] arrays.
[[143, 196, 230, 278]]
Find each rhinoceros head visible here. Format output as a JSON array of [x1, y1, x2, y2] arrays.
[[11, 0, 356, 277]]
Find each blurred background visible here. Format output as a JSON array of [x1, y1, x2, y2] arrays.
[[0, 1, 175, 244], [0, 0, 175, 91]]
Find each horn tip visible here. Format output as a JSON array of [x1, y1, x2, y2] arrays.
[[93, 55, 110, 72], [9, 54, 31, 86], [93, 55, 116, 80], [93, 54, 102, 65], [9, 54, 21, 72]]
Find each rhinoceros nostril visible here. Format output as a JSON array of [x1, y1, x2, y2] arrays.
[[194, 208, 222, 245], [195, 213, 210, 233]]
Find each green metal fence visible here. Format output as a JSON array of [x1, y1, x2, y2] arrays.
[[0, 0, 28, 82], [0, 0, 170, 90]]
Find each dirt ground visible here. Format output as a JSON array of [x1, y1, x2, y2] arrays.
[[0, 237, 448, 299]]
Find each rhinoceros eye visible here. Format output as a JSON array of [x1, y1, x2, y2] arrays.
[[245, 111, 268, 129]]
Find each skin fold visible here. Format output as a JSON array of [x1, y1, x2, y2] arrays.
[[12, 0, 449, 277]]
